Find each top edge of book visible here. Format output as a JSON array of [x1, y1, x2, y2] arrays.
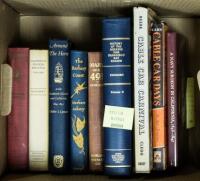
[[133, 7, 158, 19], [49, 39, 69, 43], [88, 51, 102, 53], [103, 17, 130, 22], [30, 50, 49, 56], [71, 50, 87, 54], [30, 49, 48, 51], [88, 52, 102, 56], [49, 39, 69, 41], [8, 48, 29, 50], [30, 50, 48, 52]]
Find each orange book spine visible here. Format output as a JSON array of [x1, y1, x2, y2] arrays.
[[152, 22, 167, 170]]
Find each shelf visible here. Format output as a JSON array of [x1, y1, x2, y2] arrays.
[[1, 166, 200, 181]]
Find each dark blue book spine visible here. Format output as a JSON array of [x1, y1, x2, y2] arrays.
[[70, 51, 88, 172], [49, 39, 70, 173], [102, 18, 132, 176]]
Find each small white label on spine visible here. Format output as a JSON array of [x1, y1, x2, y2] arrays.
[[103, 105, 134, 130]]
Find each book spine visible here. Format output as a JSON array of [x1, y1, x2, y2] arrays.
[[151, 22, 167, 170], [7, 48, 29, 170], [29, 50, 49, 171], [88, 52, 103, 172], [70, 51, 88, 172], [167, 32, 178, 167], [177, 38, 187, 166], [49, 40, 70, 173], [134, 7, 152, 173], [102, 18, 132, 176]]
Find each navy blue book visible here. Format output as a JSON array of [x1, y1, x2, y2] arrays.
[[49, 39, 70, 173], [70, 51, 88, 172], [102, 18, 132, 176]]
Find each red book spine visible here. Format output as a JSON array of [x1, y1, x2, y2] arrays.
[[167, 33, 178, 167], [88, 52, 103, 172], [7, 48, 29, 170]]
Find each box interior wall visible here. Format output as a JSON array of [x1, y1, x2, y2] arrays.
[[1, 0, 200, 180]]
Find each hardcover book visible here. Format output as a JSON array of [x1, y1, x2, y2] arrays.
[[29, 50, 49, 171], [167, 33, 187, 167], [151, 22, 167, 170], [133, 7, 156, 173], [178, 36, 188, 166], [167, 32, 178, 167], [102, 18, 132, 176], [88, 52, 103, 172], [70, 50, 88, 172], [49, 40, 70, 173], [7, 48, 29, 170]]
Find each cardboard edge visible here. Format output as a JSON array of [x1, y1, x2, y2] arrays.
[[197, 70, 200, 91], [0, 64, 12, 116]]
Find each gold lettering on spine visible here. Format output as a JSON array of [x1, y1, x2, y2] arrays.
[[152, 31, 162, 107], [71, 56, 87, 155]]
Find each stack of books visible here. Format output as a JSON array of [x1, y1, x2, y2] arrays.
[[6, 7, 187, 176]]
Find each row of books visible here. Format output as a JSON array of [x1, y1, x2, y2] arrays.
[[6, 7, 187, 176]]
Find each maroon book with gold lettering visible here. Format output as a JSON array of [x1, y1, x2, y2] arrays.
[[167, 32, 188, 168], [167, 32, 178, 168], [7, 48, 29, 170], [88, 52, 103, 172]]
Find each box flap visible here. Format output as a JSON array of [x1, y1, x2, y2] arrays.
[[0, 64, 12, 116]]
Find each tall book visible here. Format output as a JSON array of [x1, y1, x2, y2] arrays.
[[7, 48, 29, 170], [88, 52, 103, 172], [29, 50, 49, 171], [102, 18, 132, 176], [177, 37, 187, 166], [49, 40, 70, 173], [151, 22, 167, 170], [167, 32, 178, 167], [70, 51, 88, 172], [133, 7, 156, 173], [167, 32, 187, 167]]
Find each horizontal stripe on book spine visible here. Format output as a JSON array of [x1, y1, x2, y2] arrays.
[[105, 165, 131, 168], [154, 146, 165, 149], [103, 65, 131, 68], [104, 83, 131, 86], [102, 37, 130, 40], [105, 149, 132, 151]]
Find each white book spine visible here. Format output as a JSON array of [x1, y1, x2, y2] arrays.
[[29, 50, 49, 171], [134, 7, 152, 173]]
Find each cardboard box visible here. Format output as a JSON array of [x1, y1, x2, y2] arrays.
[[0, 0, 200, 180]]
